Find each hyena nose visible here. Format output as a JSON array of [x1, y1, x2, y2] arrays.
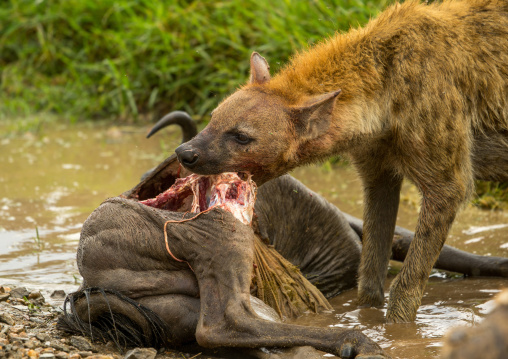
[[175, 144, 200, 168]]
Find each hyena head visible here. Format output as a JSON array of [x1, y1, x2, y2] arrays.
[[175, 52, 341, 185]]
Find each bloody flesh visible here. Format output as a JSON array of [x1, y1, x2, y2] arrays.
[[140, 172, 257, 225]]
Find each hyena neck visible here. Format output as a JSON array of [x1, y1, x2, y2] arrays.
[[266, 26, 389, 163], [267, 26, 386, 107]]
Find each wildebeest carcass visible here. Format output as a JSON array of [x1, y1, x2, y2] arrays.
[[59, 151, 508, 359]]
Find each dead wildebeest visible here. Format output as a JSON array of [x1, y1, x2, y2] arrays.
[[173, 0, 508, 322], [59, 152, 508, 359]]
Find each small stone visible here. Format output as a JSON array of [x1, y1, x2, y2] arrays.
[[30, 317, 45, 324], [36, 333, 51, 342], [10, 324, 25, 334], [69, 354, 81, 359], [10, 287, 30, 299], [24, 340, 36, 349], [0, 293, 10, 302], [78, 351, 93, 358], [55, 351, 69, 359], [0, 338, 8, 345], [27, 349, 38, 358], [0, 313, 15, 326], [40, 353, 56, 359], [123, 348, 157, 359], [50, 290, 66, 299], [51, 341, 70, 352], [9, 333, 29, 342], [28, 291, 43, 300], [29, 292, 45, 306], [70, 337, 94, 352], [0, 287, 11, 293]]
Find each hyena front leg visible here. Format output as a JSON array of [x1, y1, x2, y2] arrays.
[[386, 163, 473, 322], [356, 165, 403, 308]]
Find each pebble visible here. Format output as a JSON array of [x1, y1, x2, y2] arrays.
[[0, 313, 15, 326], [50, 290, 66, 299], [10, 287, 30, 299], [29, 291, 43, 300], [40, 353, 56, 359], [70, 336, 95, 352], [123, 348, 157, 359], [37, 333, 51, 342], [0, 293, 10, 302], [51, 340, 70, 352], [10, 324, 25, 334], [55, 351, 69, 359], [24, 339, 38, 349]]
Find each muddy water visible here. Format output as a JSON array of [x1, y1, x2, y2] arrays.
[[1, 122, 508, 358], [0, 122, 181, 293]]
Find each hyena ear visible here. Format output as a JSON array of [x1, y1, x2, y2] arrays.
[[291, 90, 342, 140], [250, 52, 271, 85]]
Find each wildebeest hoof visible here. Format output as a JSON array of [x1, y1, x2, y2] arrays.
[[336, 330, 387, 358]]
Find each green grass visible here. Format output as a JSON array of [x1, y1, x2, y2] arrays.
[[473, 181, 508, 210], [0, 0, 391, 122]]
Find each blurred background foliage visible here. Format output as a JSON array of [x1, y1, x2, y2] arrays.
[[2, 0, 507, 208], [0, 0, 391, 123]]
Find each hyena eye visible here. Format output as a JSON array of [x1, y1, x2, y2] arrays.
[[233, 132, 252, 145]]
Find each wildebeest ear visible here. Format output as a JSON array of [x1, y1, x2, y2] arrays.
[[291, 90, 341, 140], [249, 52, 271, 85]]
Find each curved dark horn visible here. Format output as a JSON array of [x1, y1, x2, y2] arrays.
[[146, 111, 198, 143]]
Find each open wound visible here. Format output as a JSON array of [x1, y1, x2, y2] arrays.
[[140, 172, 257, 225]]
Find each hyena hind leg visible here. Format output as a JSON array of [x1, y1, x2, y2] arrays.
[[473, 131, 508, 182]]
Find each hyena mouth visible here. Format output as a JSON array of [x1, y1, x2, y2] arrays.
[[140, 172, 257, 225]]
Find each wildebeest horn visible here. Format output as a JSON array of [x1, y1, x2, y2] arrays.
[[146, 111, 198, 143]]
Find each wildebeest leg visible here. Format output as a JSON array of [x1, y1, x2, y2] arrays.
[[136, 294, 201, 345], [167, 208, 387, 358], [343, 213, 508, 277]]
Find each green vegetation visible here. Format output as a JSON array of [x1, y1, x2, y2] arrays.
[[1, 0, 391, 122], [473, 181, 508, 210], [5, 0, 507, 208]]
